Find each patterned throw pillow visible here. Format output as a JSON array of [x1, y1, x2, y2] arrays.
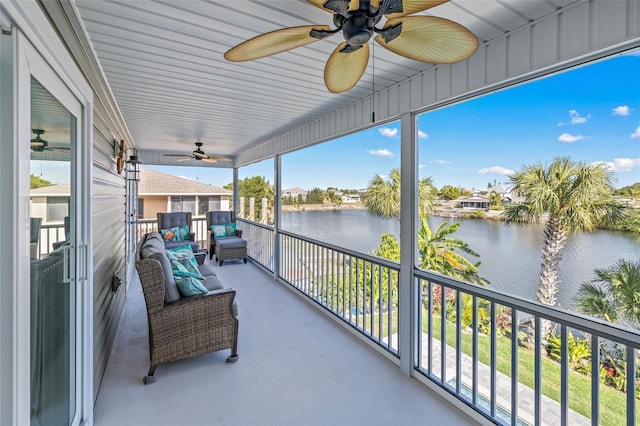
[[160, 227, 179, 242], [224, 222, 237, 237], [166, 248, 207, 297], [178, 225, 190, 241], [211, 225, 227, 239], [168, 244, 199, 271]]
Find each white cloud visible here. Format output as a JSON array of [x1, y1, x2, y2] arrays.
[[368, 149, 394, 158], [378, 127, 398, 138], [558, 133, 587, 143], [418, 130, 428, 139], [559, 110, 590, 126], [478, 166, 515, 176], [569, 109, 589, 124], [631, 126, 640, 139], [613, 105, 631, 116], [431, 159, 451, 164], [596, 158, 640, 172], [418, 164, 426, 169]]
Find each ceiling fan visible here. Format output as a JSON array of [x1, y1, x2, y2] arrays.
[[163, 142, 231, 163], [224, 0, 479, 93], [30, 129, 70, 153]]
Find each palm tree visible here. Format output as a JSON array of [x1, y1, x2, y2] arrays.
[[575, 259, 640, 328], [372, 214, 488, 285], [503, 156, 621, 336], [362, 168, 434, 219], [418, 214, 488, 285]]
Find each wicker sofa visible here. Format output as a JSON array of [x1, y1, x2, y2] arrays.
[[135, 232, 239, 384]]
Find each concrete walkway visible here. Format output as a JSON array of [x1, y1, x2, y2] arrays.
[[386, 333, 591, 425]]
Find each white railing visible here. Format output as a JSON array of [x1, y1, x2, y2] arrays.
[[236, 218, 639, 426]]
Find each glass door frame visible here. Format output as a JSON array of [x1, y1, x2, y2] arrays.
[[0, 1, 94, 424]]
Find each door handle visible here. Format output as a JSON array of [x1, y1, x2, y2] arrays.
[[62, 244, 71, 283]]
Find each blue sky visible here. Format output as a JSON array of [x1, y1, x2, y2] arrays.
[[42, 50, 637, 191]]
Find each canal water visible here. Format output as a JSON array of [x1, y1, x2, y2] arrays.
[[280, 209, 640, 310]]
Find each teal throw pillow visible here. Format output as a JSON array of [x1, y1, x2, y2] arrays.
[[224, 222, 237, 237], [168, 244, 199, 271], [160, 227, 179, 242], [166, 249, 207, 297], [178, 225, 190, 241], [211, 225, 227, 239]]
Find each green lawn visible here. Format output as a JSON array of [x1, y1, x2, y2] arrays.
[[426, 314, 638, 426]]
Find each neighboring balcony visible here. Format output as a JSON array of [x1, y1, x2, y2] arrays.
[[104, 217, 640, 426]]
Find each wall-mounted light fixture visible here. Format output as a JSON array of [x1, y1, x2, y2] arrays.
[[125, 150, 141, 182]]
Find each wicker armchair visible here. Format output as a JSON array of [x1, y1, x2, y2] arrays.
[[206, 211, 247, 265], [157, 211, 199, 251], [136, 258, 239, 384]]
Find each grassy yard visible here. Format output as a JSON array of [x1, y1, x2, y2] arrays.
[[328, 305, 637, 425], [426, 314, 638, 426]]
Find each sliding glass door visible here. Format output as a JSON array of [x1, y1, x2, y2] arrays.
[[29, 76, 79, 425]]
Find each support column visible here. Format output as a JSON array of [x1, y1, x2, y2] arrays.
[[399, 112, 418, 375], [232, 167, 238, 213], [273, 155, 281, 278]]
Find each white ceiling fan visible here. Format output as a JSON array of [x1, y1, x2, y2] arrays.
[[163, 142, 231, 163]]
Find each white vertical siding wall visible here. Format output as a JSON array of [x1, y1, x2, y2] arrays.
[[236, 0, 640, 166], [38, 1, 133, 400]]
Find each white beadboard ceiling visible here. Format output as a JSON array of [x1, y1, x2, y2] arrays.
[[73, 0, 580, 166]]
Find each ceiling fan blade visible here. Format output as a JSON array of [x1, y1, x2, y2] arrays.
[[193, 152, 207, 158], [201, 158, 219, 164], [31, 141, 45, 148], [324, 42, 369, 93], [375, 16, 478, 64], [371, 0, 449, 19], [49, 148, 70, 154], [205, 155, 232, 161], [176, 158, 191, 163], [225, 25, 332, 62], [307, 0, 360, 14]]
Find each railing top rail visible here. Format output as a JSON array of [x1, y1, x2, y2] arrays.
[[237, 217, 274, 231], [278, 228, 400, 271], [414, 268, 640, 347]]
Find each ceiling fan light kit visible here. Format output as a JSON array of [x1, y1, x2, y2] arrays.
[[224, 0, 478, 93]]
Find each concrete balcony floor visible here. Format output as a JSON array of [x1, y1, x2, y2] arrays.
[[93, 257, 477, 426]]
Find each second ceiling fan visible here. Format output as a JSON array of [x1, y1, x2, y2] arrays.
[[163, 142, 231, 163], [224, 0, 479, 93]]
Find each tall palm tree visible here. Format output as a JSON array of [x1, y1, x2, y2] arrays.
[[362, 168, 434, 219], [503, 157, 621, 335], [575, 259, 640, 328]]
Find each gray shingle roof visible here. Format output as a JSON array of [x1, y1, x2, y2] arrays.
[[139, 169, 231, 195]]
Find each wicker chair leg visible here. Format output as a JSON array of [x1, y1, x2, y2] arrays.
[[219, 259, 224, 266], [143, 365, 157, 385], [226, 320, 239, 363]]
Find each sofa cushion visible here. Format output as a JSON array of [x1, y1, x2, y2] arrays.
[[205, 274, 225, 291], [140, 232, 181, 303], [197, 263, 217, 278]]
